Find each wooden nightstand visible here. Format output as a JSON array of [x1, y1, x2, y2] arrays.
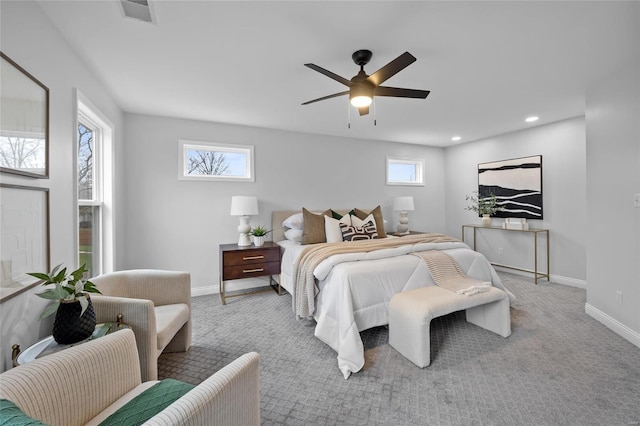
[[219, 242, 281, 305]]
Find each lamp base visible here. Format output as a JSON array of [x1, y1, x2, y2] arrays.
[[237, 216, 252, 246], [238, 233, 252, 247], [397, 211, 410, 234]]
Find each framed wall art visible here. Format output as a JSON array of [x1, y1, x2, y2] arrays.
[[478, 155, 543, 219], [0, 184, 50, 303], [0, 51, 50, 178]]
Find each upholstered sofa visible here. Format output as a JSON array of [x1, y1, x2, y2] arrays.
[[0, 329, 260, 425], [90, 269, 192, 381]]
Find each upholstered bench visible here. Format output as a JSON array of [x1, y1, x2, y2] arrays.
[[389, 285, 511, 367]]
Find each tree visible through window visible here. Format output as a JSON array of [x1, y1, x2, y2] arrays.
[[78, 123, 93, 199], [187, 150, 229, 175]]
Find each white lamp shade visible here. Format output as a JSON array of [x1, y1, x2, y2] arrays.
[[230, 196, 259, 216], [393, 196, 415, 212]]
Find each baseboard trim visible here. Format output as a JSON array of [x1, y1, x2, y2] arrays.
[[493, 266, 586, 289], [190, 277, 272, 297], [585, 303, 640, 349]]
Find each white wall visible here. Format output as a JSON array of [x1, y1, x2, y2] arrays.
[[122, 113, 446, 292], [444, 117, 587, 286], [585, 59, 640, 345], [0, 0, 124, 371]]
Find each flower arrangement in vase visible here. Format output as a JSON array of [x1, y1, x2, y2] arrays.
[[465, 192, 504, 226]]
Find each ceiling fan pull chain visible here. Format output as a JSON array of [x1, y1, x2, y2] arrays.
[[373, 99, 377, 126], [347, 101, 351, 129]]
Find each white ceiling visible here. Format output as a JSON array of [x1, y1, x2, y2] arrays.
[[37, 1, 640, 147]]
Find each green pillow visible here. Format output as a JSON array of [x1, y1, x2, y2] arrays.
[[98, 379, 195, 426], [0, 399, 48, 426]]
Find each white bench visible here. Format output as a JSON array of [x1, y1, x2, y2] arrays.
[[389, 285, 511, 367]]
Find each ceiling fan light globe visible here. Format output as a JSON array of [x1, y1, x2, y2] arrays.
[[350, 96, 372, 107]]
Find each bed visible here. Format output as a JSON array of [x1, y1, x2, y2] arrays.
[[271, 209, 515, 379]]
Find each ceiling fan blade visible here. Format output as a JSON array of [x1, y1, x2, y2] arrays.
[[366, 52, 416, 86], [304, 63, 352, 87], [375, 86, 430, 99], [301, 91, 349, 105], [358, 106, 370, 116]]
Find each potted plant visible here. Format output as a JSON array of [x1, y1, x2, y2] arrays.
[[28, 264, 102, 344], [465, 192, 504, 226], [249, 225, 272, 247]]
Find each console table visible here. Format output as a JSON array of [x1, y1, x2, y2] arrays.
[[462, 225, 550, 284]]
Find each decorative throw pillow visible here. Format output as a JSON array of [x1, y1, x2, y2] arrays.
[[284, 228, 303, 242], [0, 399, 48, 425], [354, 206, 387, 238], [339, 220, 379, 241], [282, 212, 303, 230], [324, 214, 352, 243], [351, 213, 376, 229], [302, 208, 331, 245]]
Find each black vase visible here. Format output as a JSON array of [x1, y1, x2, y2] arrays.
[[52, 295, 96, 344]]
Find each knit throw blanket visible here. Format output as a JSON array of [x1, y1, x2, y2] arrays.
[[411, 250, 491, 295], [292, 233, 460, 318]]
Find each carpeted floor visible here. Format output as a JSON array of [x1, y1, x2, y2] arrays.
[[158, 273, 640, 425]]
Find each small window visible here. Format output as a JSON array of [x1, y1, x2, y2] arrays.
[[386, 157, 424, 186], [178, 140, 254, 182]]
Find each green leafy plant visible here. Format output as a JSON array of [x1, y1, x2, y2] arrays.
[[249, 225, 272, 237], [465, 192, 504, 216], [28, 264, 101, 319]]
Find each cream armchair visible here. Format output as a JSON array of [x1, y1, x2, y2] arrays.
[[0, 329, 261, 426], [90, 269, 192, 382]]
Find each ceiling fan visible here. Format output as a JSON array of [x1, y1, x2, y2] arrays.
[[302, 50, 430, 116]]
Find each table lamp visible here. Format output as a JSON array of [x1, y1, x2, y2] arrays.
[[393, 196, 415, 234], [230, 196, 259, 246]]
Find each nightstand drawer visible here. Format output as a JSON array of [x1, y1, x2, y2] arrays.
[[223, 248, 280, 266], [223, 261, 280, 280]]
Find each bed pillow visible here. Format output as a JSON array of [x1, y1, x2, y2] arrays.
[[339, 220, 379, 241], [354, 206, 387, 238], [325, 214, 352, 243], [282, 212, 304, 230], [284, 228, 303, 242], [351, 213, 375, 229], [302, 208, 331, 245]]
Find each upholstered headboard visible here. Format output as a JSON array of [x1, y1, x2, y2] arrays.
[[271, 209, 375, 243]]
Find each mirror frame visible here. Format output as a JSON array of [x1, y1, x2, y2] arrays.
[[0, 51, 50, 178]]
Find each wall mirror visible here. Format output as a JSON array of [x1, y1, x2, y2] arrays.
[[0, 52, 49, 178]]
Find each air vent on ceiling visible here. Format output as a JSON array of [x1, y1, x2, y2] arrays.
[[120, 0, 155, 24]]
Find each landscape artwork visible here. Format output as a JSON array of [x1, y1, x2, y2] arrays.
[[478, 155, 543, 219]]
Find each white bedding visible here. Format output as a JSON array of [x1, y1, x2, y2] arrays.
[[278, 239, 515, 379]]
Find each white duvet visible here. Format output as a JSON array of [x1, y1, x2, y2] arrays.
[[279, 240, 515, 379]]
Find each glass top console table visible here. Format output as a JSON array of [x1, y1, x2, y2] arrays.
[[462, 225, 550, 284]]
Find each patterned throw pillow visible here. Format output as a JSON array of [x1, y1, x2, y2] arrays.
[[354, 206, 387, 238], [339, 220, 379, 241]]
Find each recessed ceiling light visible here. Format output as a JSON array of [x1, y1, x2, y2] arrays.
[[525, 116, 539, 123], [451, 136, 461, 141]]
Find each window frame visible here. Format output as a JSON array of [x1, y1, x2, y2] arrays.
[[178, 140, 255, 182], [75, 90, 114, 276], [386, 156, 425, 186]]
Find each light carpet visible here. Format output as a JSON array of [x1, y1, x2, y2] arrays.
[[158, 273, 640, 425]]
